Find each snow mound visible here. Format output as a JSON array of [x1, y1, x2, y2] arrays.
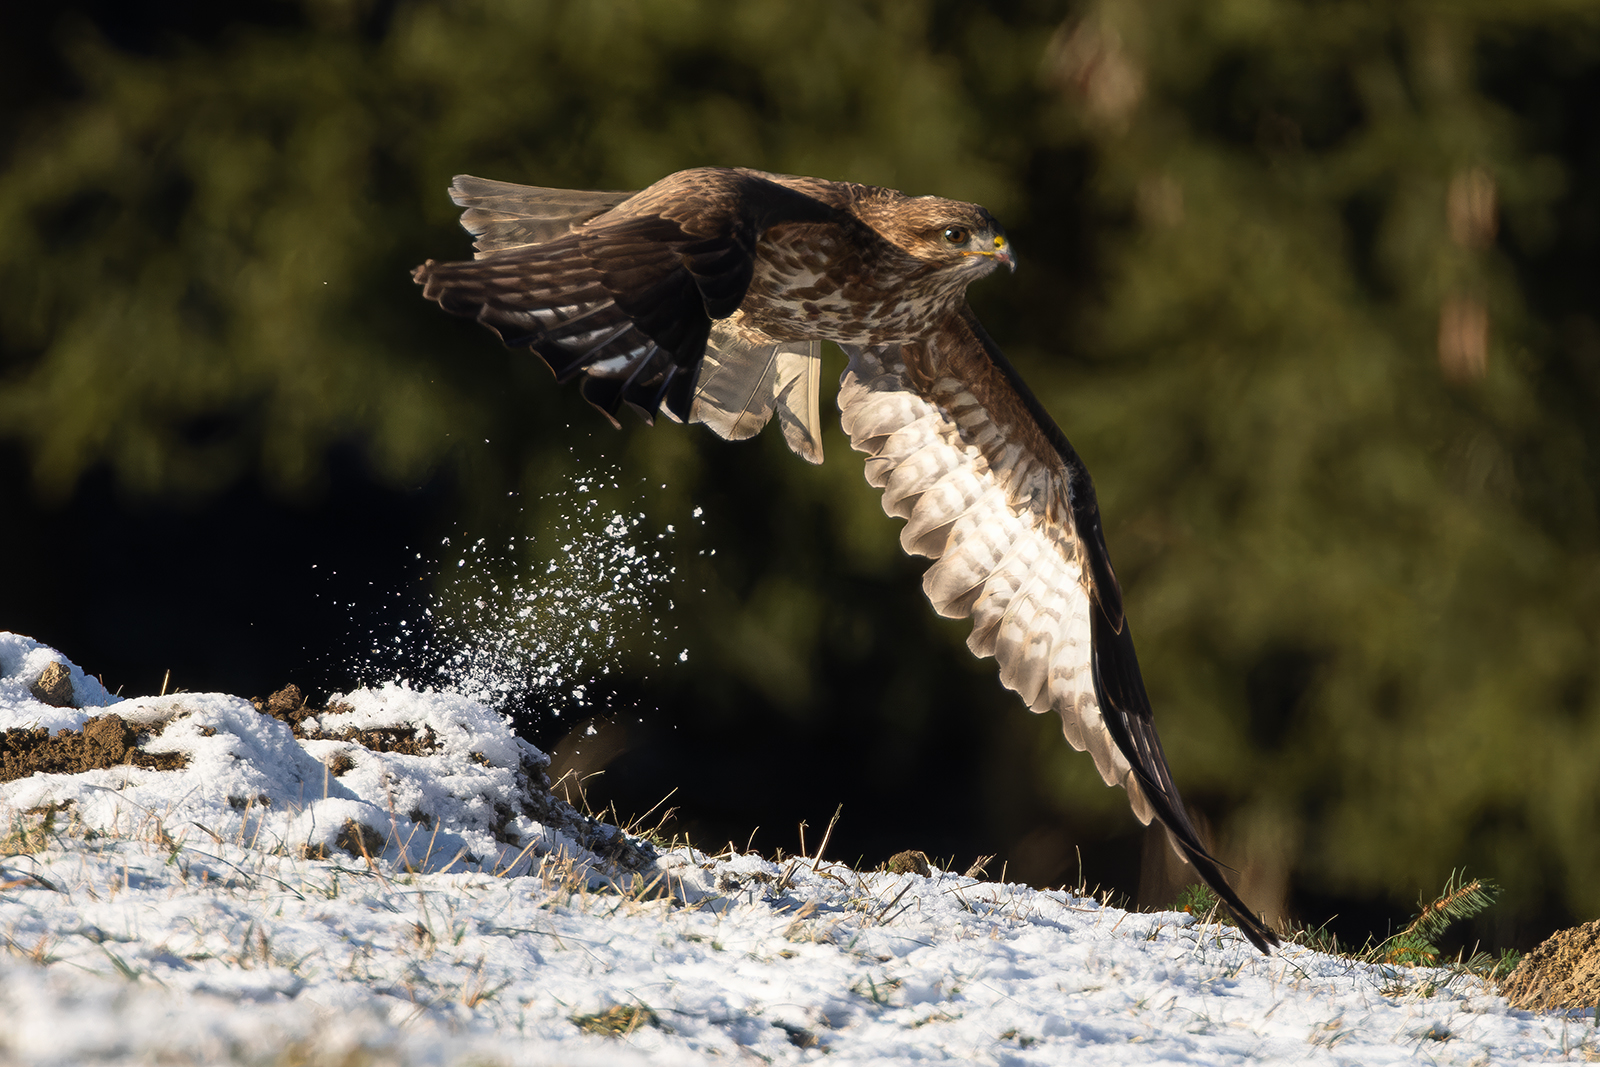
[[0, 633, 116, 726], [0, 634, 649, 879], [0, 634, 1580, 1066]]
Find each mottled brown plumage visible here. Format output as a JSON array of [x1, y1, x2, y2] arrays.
[[414, 168, 1011, 450], [413, 167, 1278, 952]]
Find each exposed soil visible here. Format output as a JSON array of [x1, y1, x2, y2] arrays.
[[4, 670, 656, 874], [1500, 918, 1600, 1011], [252, 683, 441, 757], [0, 674, 442, 786], [301, 819, 387, 860], [0, 713, 188, 783]]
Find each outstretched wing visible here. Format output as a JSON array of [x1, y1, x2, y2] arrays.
[[837, 308, 1278, 953], [414, 169, 833, 452]]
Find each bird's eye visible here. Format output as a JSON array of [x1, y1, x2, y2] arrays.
[[942, 225, 970, 245]]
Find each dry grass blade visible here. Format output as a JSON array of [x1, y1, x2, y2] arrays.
[[621, 788, 679, 841], [872, 880, 916, 926], [774, 857, 803, 895], [811, 804, 842, 873], [571, 1003, 659, 1037]]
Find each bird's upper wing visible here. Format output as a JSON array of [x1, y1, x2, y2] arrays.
[[446, 175, 637, 256], [837, 308, 1277, 952], [415, 169, 837, 445]]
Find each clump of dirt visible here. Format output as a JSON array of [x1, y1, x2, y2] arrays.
[[301, 818, 386, 860], [29, 662, 75, 708], [252, 684, 440, 756], [885, 850, 933, 876], [1500, 919, 1600, 1011], [324, 752, 357, 777], [0, 714, 188, 784], [252, 684, 343, 732], [323, 726, 440, 755]]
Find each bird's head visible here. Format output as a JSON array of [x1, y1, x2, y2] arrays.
[[895, 198, 1016, 277]]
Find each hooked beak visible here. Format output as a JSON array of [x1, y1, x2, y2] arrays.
[[990, 234, 1016, 272]]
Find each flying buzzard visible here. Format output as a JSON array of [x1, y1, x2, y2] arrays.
[[414, 167, 1278, 952]]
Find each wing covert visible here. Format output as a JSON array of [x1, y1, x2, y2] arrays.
[[447, 175, 637, 257]]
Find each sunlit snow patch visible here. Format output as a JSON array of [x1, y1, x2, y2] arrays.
[[0, 634, 116, 727], [0, 633, 649, 880], [0, 636, 1565, 1067]]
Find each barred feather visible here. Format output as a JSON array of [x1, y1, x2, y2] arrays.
[[448, 175, 635, 257]]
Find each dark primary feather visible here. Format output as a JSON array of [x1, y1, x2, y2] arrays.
[[413, 167, 1278, 953], [1090, 613, 1276, 952]]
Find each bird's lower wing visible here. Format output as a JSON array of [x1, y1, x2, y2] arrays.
[[691, 320, 824, 463], [837, 340, 1143, 794], [836, 322, 1277, 952]]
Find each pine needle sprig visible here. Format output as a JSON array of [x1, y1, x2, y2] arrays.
[[1377, 869, 1501, 967], [1272, 869, 1504, 972], [1403, 870, 1501, 947]]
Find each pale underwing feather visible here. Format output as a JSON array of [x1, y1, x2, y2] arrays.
[[866, 412, 952, 487], [882, 441, 972, 520], [687, 319, 824, 463], [921, 493, 1013, 618], [773, 341, 824, 464], [836, 343, 1136, 805]]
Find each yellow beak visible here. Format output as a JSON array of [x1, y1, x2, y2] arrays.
[[989, 234, 1016, 272]]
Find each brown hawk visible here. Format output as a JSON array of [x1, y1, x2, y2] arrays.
[[414, 167, 1278, 952]]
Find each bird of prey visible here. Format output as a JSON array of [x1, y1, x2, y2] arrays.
[[413, 167, 1278, 952]]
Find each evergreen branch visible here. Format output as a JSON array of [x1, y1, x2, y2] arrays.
[[1401, 869, 1501, 948]]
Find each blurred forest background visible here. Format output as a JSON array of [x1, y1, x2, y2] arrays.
[[3, 0, 1598, 951]]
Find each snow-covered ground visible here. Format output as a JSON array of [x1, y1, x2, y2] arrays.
[[0, 632, 1592, 1065]]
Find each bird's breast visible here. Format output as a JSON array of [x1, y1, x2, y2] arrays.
[[738, 226, 951, 345]]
